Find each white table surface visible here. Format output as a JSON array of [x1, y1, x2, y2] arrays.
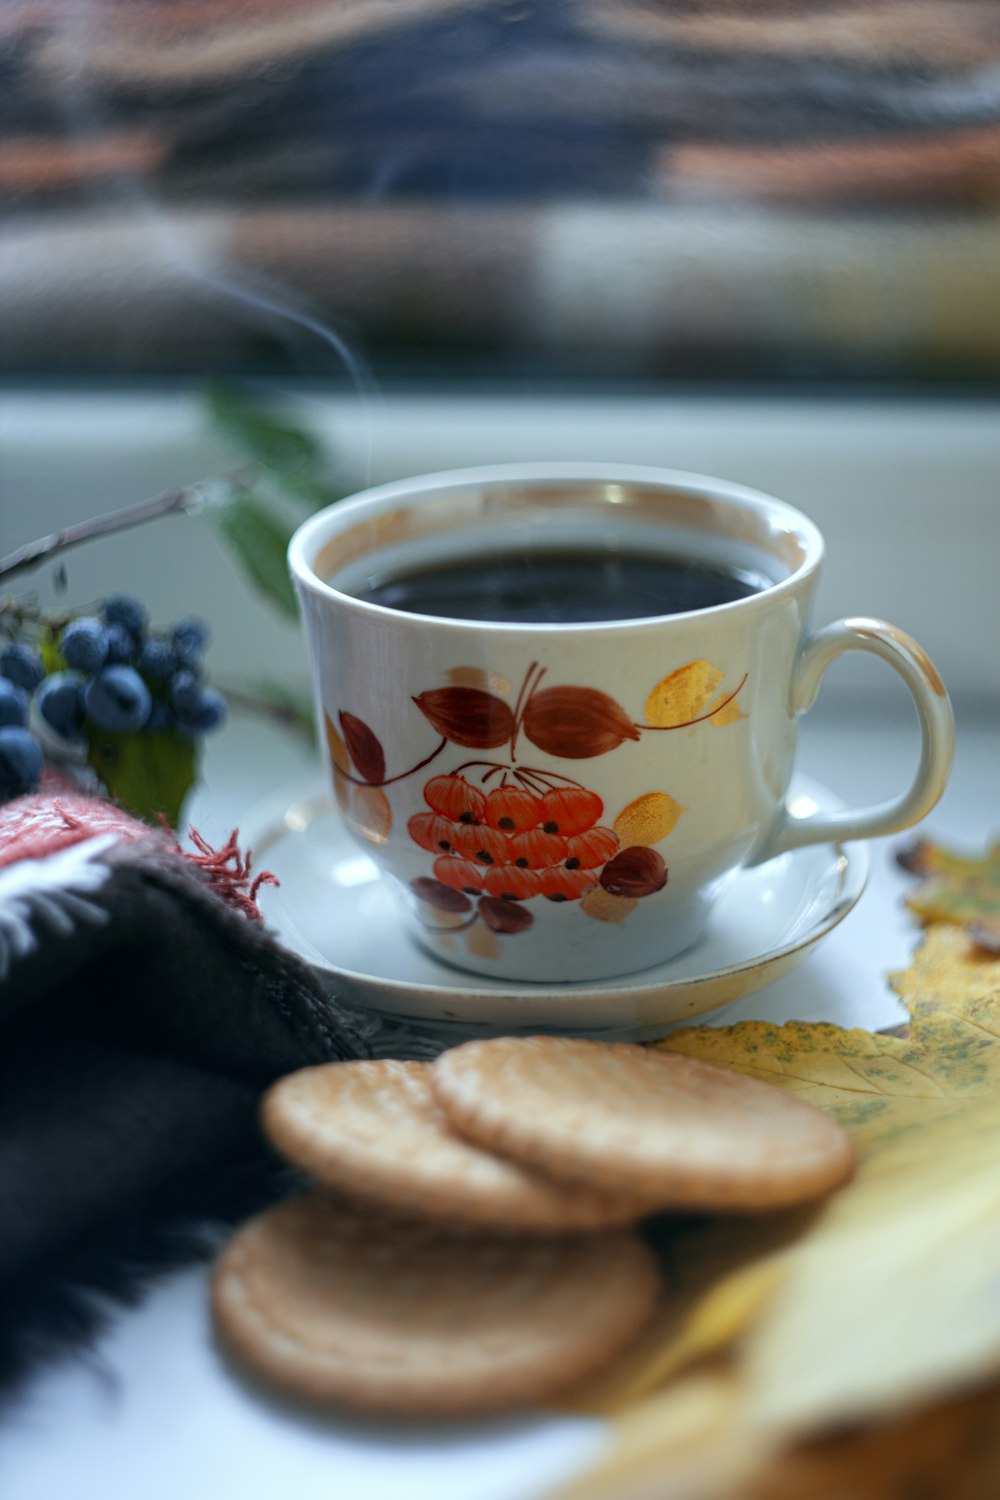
[[3, 700, 997, 1500]]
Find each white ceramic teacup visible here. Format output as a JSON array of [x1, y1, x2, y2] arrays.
[[288, 463, 954, 983]]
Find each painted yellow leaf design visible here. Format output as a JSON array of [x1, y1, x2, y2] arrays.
[[413, 904, 470, 931], [613, 792, 684, 847], [445, 665, 512, 698], [556, 917, 1000, 1495], [580, 887, 638, 924], [332, 777, 350, 814], [324, 711, 351, 811], [708, 688, 747, 726], [324, 711, 350, 774], [466, 922, 500, 960], [645, 660, 723, 728], [345, 785, 392, 845]]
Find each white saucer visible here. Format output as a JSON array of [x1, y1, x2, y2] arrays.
[[244, 774, 869, 1041]]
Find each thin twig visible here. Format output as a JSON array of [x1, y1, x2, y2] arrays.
[[333, 737, 449, 789], [220, 684, 315, 739], [0, 473, 244, 585]]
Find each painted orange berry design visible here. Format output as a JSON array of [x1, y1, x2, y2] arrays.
[[433, 854, 489, 895], [483, 864, 541, 901], [330, 657, 746, 946], [451, 822, 510, 866], [564, 826, 620, 869], [407, 811, 457, 854], [424, 774, 486, 824], [536, 866, 600, 902], [508, 827, 568, 869], [538, 786, 604, 836], [484, 785, 542, 833], [409, 762, 642, 938]]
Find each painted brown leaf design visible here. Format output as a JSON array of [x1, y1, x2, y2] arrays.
[[413, 687, 515, 749], [478, 895, 534, 933], [339, 711, 386, 784], [522, 686, 640, 759], [599, 846, 668, 898], [410, 877, 472, 914]]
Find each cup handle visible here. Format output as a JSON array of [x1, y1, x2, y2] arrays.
[[749, 616, 955, 864]]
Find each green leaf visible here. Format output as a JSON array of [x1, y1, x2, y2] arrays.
[[87, 727, 199, 829], [207, 492, 298, 619], [206, 384, 329, 509], [39, 629, 65, 676]]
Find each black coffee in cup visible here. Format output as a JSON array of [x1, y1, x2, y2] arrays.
[[352, 546, 770, 624]]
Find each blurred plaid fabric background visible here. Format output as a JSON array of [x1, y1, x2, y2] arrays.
[[2, 0, 999, 382]]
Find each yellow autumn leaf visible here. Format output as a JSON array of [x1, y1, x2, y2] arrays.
[[568, 1223, 796, 1415], [555, 1371, 763, 1500], [557, 1367, 1000, 1500], [740, 1094, 1000, 1438], [555, 920, 1000, 1495], [613, 792, 684, 847], [664, 1011, 1000, 1138], [645, 661, 724, 728], [890, 923, 1000, 1010], [899, 832, 1000, 951], [899, 833, 1000, 883]]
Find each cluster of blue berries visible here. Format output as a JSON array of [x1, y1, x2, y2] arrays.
[[0, 642, 46, 800], [0, 594, 227, 802]]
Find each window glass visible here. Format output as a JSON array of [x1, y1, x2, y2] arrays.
[[3, 2, 998, 385]]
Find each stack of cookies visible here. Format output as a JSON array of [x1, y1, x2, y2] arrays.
[[212, 1037, 854, 1419]]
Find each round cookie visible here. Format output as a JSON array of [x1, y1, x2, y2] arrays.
[[212, 1195, 661, 1418], [430, 1037, 855, 1212], [262, 1059, 644, 1231]]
